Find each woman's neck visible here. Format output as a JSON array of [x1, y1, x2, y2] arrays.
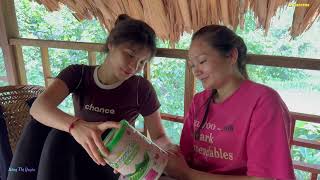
[[97, 61, 120, 85], [215, 75, 245, 103]]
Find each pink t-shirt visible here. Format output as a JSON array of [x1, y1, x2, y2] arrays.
[[180, 80, 295, 179]]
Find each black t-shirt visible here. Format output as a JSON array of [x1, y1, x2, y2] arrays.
[[56, 64, 160, 124]]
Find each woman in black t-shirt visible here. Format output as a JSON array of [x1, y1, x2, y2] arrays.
[[8, 14, 173, 180]]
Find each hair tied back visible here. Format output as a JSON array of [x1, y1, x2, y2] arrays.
[[115, 14, 131, 26]]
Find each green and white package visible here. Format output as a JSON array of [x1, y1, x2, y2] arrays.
[[102, 120, 168, 180]]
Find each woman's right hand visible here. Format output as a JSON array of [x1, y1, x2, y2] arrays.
[[69, 120, 120, 165]]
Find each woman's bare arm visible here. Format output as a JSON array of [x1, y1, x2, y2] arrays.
[[30, 78, 76, 132]]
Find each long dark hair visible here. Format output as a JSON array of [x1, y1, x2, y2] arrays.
[[193, 25, 248, 140], [106, 14, 157, 58], [194, 89, 216, 140]]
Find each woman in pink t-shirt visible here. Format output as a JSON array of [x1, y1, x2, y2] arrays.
[[164, 25, 295, 180]]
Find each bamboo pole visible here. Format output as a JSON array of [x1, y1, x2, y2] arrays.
[[184, 61, 195, 116], [40, 47, 52, 87], [0, 0, 21, 85], [88, 51, 97, 65]]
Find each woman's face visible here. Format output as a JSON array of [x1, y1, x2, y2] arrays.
[[188, 38, 236, 90], [108, 42, 151, 80]]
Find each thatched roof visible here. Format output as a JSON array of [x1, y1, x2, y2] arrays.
[[36, 0, 320, 43]]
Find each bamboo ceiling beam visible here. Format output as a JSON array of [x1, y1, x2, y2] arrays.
[[184, 62, 195, 116]]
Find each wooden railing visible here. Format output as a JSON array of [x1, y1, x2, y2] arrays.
[[4, 37, 320, 179], [290, 113, 320, 179]]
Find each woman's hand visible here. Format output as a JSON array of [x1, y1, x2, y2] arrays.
[[165, 148, 191, 180], [69, 120, 120, 165], [164, 143, 180, 152]]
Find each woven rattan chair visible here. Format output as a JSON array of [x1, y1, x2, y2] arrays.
[[0, 85, 44, 153]]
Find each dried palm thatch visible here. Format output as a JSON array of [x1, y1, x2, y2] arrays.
[[122, 0, 144, 20], [35, 0, 320, 44], [291, 0, 320, 38], [177, 0, 192, 33], [141, 0, 170, 40], [250, 0, 290, 34], [218, 0, 241, 30], [207, 0, 221, 26], [163, 0, 185, 46], [240, 0, 250, 29]]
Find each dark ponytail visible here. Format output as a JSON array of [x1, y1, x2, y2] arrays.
[[114, 14, 131, 25], [194, 89, 217, 140]]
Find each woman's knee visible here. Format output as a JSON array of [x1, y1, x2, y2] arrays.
[[41, 129, 77, 157]]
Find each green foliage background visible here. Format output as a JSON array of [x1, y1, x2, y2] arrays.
[[0, 1, 319, 179]]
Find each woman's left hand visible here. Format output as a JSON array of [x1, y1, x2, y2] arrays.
[[165, 149, 191, 179]]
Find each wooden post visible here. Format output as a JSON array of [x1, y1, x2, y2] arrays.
[[0, 0, 22, 85], [88, 51, 96, 65], [13, 45, 27, 84], [143, 62, 151, 80], [311, 173, 318, 180], [143, 62, 151, 137], [184, 60, 195, 117], [289, 118, 296, 149], [40, 47, 52, 87]]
